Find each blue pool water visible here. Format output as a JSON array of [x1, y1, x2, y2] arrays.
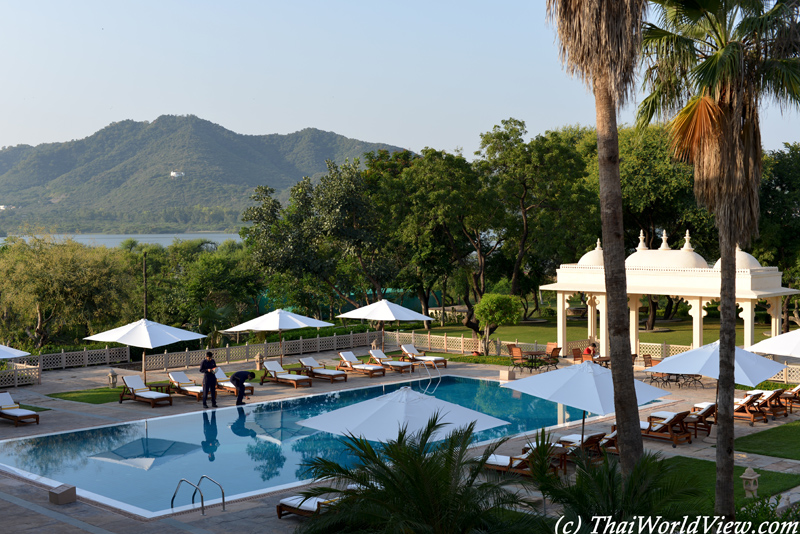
[[0, 376, 590, 517]]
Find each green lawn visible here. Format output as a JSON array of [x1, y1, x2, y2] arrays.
[[664, 456, 800, 514], [49, 387, 126, 404], [412, 317, 772, 347], [20, 404, 49, 412], [735, 420, 800, 460]]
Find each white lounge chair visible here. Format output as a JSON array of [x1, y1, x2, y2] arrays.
[[261, 361, 312, 388], [120, 375, 173, 408], [168, 371, 205, 401], [276, 495, 337, 518], [336, 352, 386, 377], [400, 344, 447, 368], [0, 392, 39, 426], [299, 357, 348, 383], [369, 349, 414, 374], [214, 367, 254, 396]]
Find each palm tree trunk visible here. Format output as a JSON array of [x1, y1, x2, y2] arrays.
[[715, 231, 736, 518], [594, 77, 643, 473]]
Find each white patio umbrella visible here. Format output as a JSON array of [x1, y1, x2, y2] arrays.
[[222, 309, 333, 366], [85, 318, 206, 381], [297, 386, 509, 442], [648, 340, 786, 388], [502, 361, 671, 441], [0, 344, 30, 359], [748, 329, 800, 361], [90, 437, 200, 471], [337, 299, 433, 351]]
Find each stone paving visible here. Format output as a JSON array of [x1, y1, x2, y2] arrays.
[[1, 349, 799, 533]]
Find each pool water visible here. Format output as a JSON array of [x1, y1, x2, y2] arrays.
[[0, 376, 589, 517]]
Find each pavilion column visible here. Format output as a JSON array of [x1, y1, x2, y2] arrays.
[[687, 296, 707, 349], [767, 296, 782, 338], [628, 294, 641, 355], [556, 291, 568, 351], [586, 294, 598, 341], [738, 300, 756, 349], [595, 293, 610, 356]]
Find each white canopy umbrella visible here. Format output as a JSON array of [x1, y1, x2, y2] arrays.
[[502, 361, 671, 441], [748, 329, 800, 361], [85, 318, 206, 381], [337, 299, 433, 350], [297, 386, 509, 442], [222, 309, 333, 366], [0, 344, 30, 360], [648, 340, 786, 388]]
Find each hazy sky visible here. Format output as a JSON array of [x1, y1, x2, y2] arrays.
[[1, 1, 797, 157]]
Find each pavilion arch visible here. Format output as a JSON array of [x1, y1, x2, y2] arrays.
[[541, 231, 799, 355]]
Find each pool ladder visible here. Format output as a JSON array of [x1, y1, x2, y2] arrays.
[[171, 475, 225, 515], [419, 360, 442, 394]]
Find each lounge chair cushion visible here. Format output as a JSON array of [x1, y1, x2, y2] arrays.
[[309, 368, 345, 376], [274, 374, 309, 382], [279, 496, 329, 512], [415, 355, 445, 362], [694, 401, 714, 410], [383, 361, 413, 368], [649, 411, 678, 420], [559, 432, 604, 445], [640, 420, 667, 432], [353, 364, 383, 371], [136, 390, 170, 400], [0, 407, 36, 417], [485, 454, 524, 469]]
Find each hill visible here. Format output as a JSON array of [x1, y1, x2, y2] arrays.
[[0, 115, 406, 234]]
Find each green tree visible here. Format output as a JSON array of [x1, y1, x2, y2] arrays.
[[473, 294, 523, 355], [637, 0, 800, 516], [547, 0, 648, 473], [296, 417, 545, 534]]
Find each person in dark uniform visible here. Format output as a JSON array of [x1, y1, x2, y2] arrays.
[[199, 351, 218, 409], [229, 371, 256, 406], [231, 406, 256, 438], [201, 411, 219, 462]]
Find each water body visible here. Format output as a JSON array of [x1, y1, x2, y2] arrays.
[[13, 233, 242, 248]]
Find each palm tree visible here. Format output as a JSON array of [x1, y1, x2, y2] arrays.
[[295, 417, 547, 534], [637, 0, 800, 517], [546, 0, 648, 472]]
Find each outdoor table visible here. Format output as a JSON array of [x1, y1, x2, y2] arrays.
[[593, 356, 611, 368], [147, 383, 171, 394]]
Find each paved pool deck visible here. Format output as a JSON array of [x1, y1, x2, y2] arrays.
[[1, 349, 799, 533]]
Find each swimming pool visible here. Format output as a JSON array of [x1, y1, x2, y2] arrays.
[[0, 376, 593, 518]]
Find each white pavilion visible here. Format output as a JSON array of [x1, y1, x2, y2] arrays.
[[540, 230, 799, 356]]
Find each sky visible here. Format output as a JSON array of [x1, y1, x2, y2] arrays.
[[1, 1, 797, 158]]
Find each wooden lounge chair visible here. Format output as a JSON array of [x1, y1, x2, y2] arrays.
[[557, 432, 606, 462], [685, 403, 716, 437], [277, 495, 337, 519], [214, 367, 254, 396], [484, 443, 566, 476], [640, 410, 692, 447], [780, 384, 800, 413], [337, 352, 386, 377], [369, 349, 414, 374], [0, 392, 39, 426], [600, 430, 618, 455], [746, 389, 787, 420], [733, 392, 768, 425], [168, 371, 204, 401], [400, 344, 447, 368], [299, 357, 348, 383], [120, 375, 173, 408], [262, 361, 313, 388]]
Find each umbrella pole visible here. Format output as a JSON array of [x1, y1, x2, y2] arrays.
[[142, 350, 147, 383], [581, 410, 586, 443], [280, 331, 283, 367], [382, 323, 385, 352]]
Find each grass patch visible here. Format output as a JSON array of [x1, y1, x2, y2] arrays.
[[735, 420, 800, 460], [19, 404, 49, 412], [49, 387, 124, 404], [735, 381, 795, 392], [663, 456, 800, 514]]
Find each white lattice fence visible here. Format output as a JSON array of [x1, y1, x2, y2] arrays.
[[0, 362, 39, 388], [639, 342, 664, 359], [565, 338, 593, 356], [22, 347, 129, 371]]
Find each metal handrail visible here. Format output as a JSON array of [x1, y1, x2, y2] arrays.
[[192, 475, 225, 511], [171, 479, 205, 515]]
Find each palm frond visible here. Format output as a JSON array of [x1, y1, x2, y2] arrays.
[[668, 93, 722, 163], [760, 58, 800, 107], [692, 41, 744, 89]]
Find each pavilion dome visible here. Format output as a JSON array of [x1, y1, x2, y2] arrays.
[[625, 230, 710, 269], [577, 239, 604, 266], [713, 246, 762, 270]]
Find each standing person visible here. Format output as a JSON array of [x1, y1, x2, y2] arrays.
[[199, 351, 218, 409], [229, 370, 255, 406]]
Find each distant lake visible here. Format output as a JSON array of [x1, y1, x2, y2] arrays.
[[8, 233, 242, 248]]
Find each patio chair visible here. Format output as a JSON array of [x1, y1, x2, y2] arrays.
[[369, 349, 415, 374], [572, 348, 582, 365], [780, 384, 800, 413], [581, 352, 593, 363], [0, 392, 39, 427], [277, 494, 338, 519], [337, 352, 386, 378], [733, 392, 768, 425], [508, 345, 535, 373], [121, 375, 173, 408], [642, 354, 669, 387], [545, 342, 558, 356], [746, 389, 788, 420], [400, 344, 447, 368], [680, 374, 705, 389], [540, 347, 561, 372], [640, 410, 692, 447], [685, 403, 716, 437], [214, 367, 254, 396], [299, 357, 348, 383], [168, 371, 204, 401], [631, 354, 638, 366], [262, 361, 313, 388]]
